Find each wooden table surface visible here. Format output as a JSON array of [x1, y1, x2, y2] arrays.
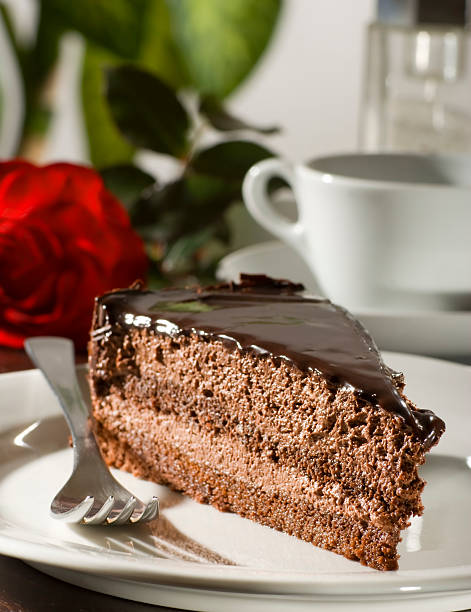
[[0, 347, 182, 612]]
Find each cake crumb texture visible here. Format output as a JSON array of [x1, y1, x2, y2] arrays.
[[90, 328, 432, 571]]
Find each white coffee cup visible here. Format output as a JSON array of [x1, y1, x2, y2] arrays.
[[242, 153, 471, 311]]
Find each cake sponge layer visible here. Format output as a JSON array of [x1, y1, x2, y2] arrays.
[[90, 328, 430, 570]]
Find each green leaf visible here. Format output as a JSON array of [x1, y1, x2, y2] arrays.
[[23, 105, 52, 137], [189, 140, 275, 180], [81, 44, 135, 166], [14, 3, 64, 149], [138, 0, 189, 90], [161, 225, 225, 276], [31, 4, 65, 87], [167, 0, 281, 98], [200, 97, 279, 134], [185, 172, 241, 208], [50, 0, 189, 86], [100, 164, 156, 210], [132, 173, 239, 241], [132, 181, 181, 225], [133, 142, 274, 246], [43, 0, 148, 58], [105, 65, 190, 157], [0, 5, 19, 59], [134, 173, 236, 282]]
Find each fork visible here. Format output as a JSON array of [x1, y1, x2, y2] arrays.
[[25, 336, 159, 525]]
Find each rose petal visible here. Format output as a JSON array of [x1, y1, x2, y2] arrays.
[[0, 160, 148, 349]]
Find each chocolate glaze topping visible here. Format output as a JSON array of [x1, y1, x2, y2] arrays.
[[94, 274, 445, 449]]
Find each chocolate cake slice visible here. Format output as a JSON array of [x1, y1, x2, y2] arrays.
[[88, 274, 444, 571]]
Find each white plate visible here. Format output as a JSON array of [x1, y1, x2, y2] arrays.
[[217, 241, 471, 358], [0, 357, 470, 611]]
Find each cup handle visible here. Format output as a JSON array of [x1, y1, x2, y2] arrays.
[[242, 158, 306, 254]]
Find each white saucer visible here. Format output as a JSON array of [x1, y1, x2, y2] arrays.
[[217, 241, 471, 358], [0, 360, 470, 610]]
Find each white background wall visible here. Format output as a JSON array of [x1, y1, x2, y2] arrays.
[[1, 0, 375, 165], [232, 0, 375, 161]]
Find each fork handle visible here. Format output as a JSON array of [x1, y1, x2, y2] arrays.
[[25, 336, 92, 444]]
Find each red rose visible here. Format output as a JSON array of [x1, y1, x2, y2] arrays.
[[0, 160, 148, 349]]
